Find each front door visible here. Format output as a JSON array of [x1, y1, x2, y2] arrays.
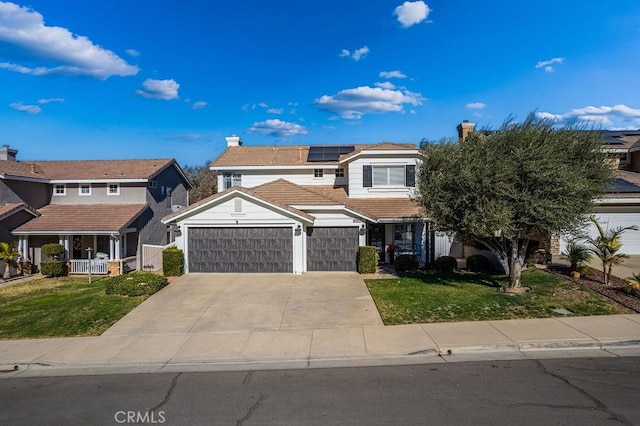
[[368, 224, 385, 263]]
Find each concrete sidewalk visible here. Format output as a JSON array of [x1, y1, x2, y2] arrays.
[[1, 314, 639, 378]]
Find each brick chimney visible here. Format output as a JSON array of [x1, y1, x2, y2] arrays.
[[0, 145, 18, 161], [225, 135, 243, 147], [456, 120, 476, 141]]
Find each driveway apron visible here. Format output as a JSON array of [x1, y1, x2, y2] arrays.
[[103, 272, 383, 336]]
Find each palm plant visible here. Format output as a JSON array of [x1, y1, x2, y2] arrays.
[[586, 216, 638, 285], [0, 242, 20, 280], [561, 239, 591, 272]]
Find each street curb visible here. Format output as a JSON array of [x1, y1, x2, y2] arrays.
[[2, 341, 639, 379]]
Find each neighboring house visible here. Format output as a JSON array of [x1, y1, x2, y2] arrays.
[[163, 136, 434, 273], [556, 130, 640, 255], [0, 145, 191, 270], [456, 123, 640, 256]]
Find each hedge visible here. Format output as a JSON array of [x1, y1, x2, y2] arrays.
[[394, 254, 419, 272], [41, 243, 65, 259], [104, 271, 168, 296], [466, 254, 492, 273], [162, 247, 184, 277], [358, 246, 378, 274], [434, 255, 457, 273], [40, 261, 67, 277]]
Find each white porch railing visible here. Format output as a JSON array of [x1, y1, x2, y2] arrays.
[[142, 243, 175, 271], [69, 259, 108, 275]]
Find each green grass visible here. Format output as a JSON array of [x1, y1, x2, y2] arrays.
[[365, 269, 632, 325], [0, 277, 147, 339]]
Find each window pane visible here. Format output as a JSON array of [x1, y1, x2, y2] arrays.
[[389, 166, 405, 185], [373, 167, 387, 185]]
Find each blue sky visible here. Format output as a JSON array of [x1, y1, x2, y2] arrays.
[[1, 1, 640, 166]]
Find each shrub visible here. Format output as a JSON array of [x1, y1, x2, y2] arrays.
[[434, 255, 457, 273], [358, 246, 378, 274], [40, 261, 67, 277], [162, 247, 184, 277], [466, 254, 492, 273], [561, 239, 591, 271], [41, 243, 65, 260], [394, 254, 419, 272], [105, 271, 168, 296]]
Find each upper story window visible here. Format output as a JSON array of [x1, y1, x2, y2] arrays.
[[53, 184, 66, 196], [223, 172, 241, 189], [314, 169, 324, 178], [363, 165, 415, 188], [148, 180, 158, 189], [79, 184, 92, 196], [107, 184, 120, 195], [335, 168, 345, 177]]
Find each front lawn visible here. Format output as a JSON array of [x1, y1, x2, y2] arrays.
[[365, 269, 633, 325], [0, 277, 147, 339]]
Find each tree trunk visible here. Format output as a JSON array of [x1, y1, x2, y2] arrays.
[[602, 261, 608, 285], [508, 238, 527, 289], [607, 263, 613, 286]]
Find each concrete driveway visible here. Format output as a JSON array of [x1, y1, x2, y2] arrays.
[[103, 272, 383, 336]]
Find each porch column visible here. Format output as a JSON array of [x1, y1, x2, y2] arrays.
[[20, 236, 30, 261], [59, 236, 70, 260], [109, 237, 114, 260]]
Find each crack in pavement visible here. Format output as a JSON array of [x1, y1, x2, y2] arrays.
[[149, 373, 182, 412], [242, 370, 254, 385], [534, 359, 632, 425], [237, 393, 265, 426]]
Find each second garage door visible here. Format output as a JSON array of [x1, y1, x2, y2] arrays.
[[188, 227, 292, 273], [306, 226, 359, 271]]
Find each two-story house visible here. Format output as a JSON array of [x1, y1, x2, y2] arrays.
[[0, 145, 191, 272], [163, 136, 431, 274]]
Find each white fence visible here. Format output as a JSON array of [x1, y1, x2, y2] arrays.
[[69, 259, 108, 275], [141, 243, 175, 271]]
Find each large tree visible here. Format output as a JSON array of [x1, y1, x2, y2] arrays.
[[183, 161, 218, 204], [417, 114, 613, 291]]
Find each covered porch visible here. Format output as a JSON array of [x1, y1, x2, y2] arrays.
[[11, 204, 147, 275]]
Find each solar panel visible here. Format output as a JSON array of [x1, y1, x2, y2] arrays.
[[307, 145, 355, 162]]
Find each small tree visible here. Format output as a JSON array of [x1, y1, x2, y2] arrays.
[[417, 114, 612, 291], [561, 239, 591, 272], [586, 216, 638, 285], [0, 242, 19, 279], [42, 243, 65, 260], [183, 161, 217, 204]]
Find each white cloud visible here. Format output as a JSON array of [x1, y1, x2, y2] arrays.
[[375, 81, 396, 89], [0, 2, 139, 79], [536, 104, 640, 129], [37, 97, 64, 104], [267, 108, 283, 114], [466, 102, 486, 110], [136, 79, 179, 100], [315, 85, 424, 119], [125, 49, 140, 57], [9, 102, 40, 114], [340, 46, 369, 61], [247, 119, 308, 138], [257, 102, 268, 108], [535, 57, 564, 73], [379, 70, 407, 79], [192, 101, 208, 109], [394, 1, 430, 27]]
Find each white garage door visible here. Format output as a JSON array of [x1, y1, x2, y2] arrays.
[[561, 213, 640, 255]]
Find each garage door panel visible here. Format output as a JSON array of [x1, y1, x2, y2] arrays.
[[561, 213, 640, 255], [307, 227, 359, 271], [188, 227, 292, 273]]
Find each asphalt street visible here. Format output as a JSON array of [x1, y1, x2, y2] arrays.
[[1, 357, 639, 425]]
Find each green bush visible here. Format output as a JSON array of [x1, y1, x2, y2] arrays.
[[104, 272, 168, 296], [434, 256, 457, 273], [162, 247, 184, 276], [466, 254, 492, 273], [40, 261, 67, 277], [358, 246, 378, 274], [41, 243, 65, 260], [394, 254, 419, 272]]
